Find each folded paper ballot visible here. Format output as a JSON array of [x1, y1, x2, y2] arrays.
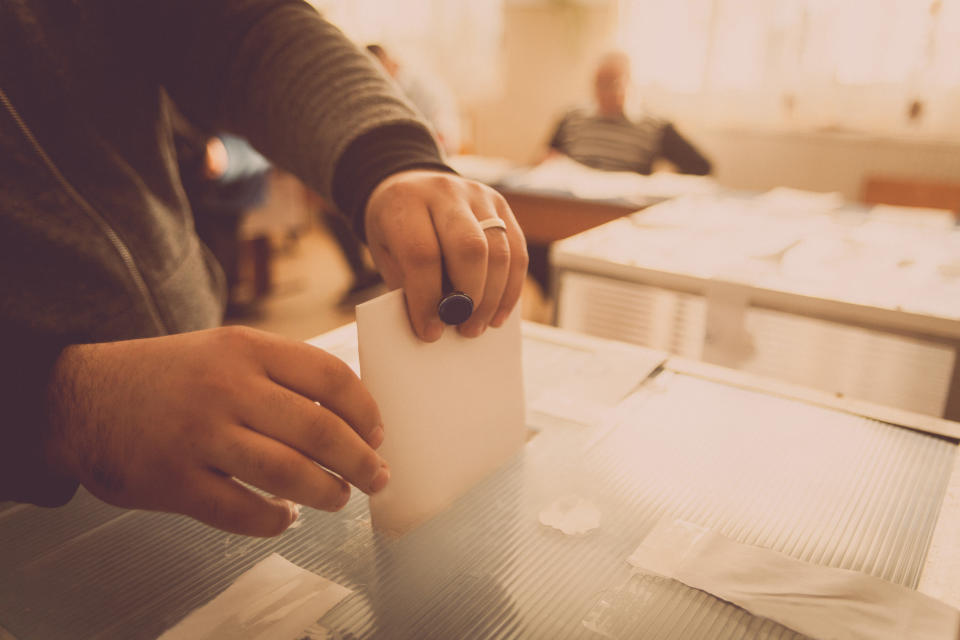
[[629, 519, 960, 640], [357, 289, 526, 534]]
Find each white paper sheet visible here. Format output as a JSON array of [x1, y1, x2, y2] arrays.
[[503, 156, 716, 202], [306, 323, 360, 376], [521, 326, 665, 426], [755, 186, 845, 213], [628, 519, 960, 640], [158, 553, 352, 640], [446, 154, 518, 185], [357, 289, 526, 534]]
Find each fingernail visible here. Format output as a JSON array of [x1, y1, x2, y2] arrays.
[[491, 310, 508, 327], [288, 502, 301, 522], [425, 320, 444, 342], [369, 425, 385, 449], [370, 464, 391, 494], [333, 482, 351, 511], [460, 323, 486, 338]]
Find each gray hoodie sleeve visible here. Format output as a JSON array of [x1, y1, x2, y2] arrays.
[[0, 329, 79, 506], [111, 0, 450, 228]]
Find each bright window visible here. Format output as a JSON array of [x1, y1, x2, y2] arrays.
[[617, 0, 960, 135]]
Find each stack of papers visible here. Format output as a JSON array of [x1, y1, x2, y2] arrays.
[[560, 194, 960, 319], [501, 156, 718, 202]]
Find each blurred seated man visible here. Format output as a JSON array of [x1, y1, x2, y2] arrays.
[[546, 51, 712, 176]]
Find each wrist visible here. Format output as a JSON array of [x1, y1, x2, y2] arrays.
[[332, 123, 451, 240]]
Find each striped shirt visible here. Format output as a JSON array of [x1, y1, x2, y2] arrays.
[[548, 108, 711, 176]]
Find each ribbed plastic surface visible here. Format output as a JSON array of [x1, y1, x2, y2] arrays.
[[741, 307, 954, 416], [556, 270, 955, 416], [1, 337, 955, 639], [557, 271, 707, 359]]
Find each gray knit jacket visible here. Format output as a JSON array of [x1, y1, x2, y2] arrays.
[[0, 0, 448, 506]]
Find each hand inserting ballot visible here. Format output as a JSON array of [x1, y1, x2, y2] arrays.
[[36, 171, 528, 540], [364, 169, 528, 340]]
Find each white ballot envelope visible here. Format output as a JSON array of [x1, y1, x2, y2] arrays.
[[357, 289, 526, 534]]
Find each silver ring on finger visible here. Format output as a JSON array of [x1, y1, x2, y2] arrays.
[[478, 217, 507, 232]]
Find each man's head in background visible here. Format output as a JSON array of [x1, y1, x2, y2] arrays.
[[366, 44, 399, 78], [594, 51, 630, 117]]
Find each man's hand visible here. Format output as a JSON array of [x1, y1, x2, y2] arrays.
[[44, 327, 388, 537], [364, 170, 528, 341]]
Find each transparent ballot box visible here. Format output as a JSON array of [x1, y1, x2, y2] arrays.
[[1, 324, 958, 639]]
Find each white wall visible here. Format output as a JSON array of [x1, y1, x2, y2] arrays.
[[683, 127, 960, 200], [466, 1, 620, 163]]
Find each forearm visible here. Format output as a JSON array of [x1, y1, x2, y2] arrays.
[[660, 123, 712, 176]]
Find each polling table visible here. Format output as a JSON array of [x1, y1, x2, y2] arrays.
[[2, 322, 959, 639], [552, 191, 960, 420]]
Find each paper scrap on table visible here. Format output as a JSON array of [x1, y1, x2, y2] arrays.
[[538, 495, 601, 535], [357, 289, 526, 534], [628, 519, 960, 640], [521, 324, 667, 427], [158, 553, 351, 640], [446, 154, 517, 185]]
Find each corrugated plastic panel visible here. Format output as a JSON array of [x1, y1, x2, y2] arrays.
[[555, 270, 955, 417], [740, 307, 955, 416], [557, 271, 706, 358]]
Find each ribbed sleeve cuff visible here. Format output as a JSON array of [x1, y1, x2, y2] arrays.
[[332, 123, 454, 240], [0, 336, 80, 507]]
